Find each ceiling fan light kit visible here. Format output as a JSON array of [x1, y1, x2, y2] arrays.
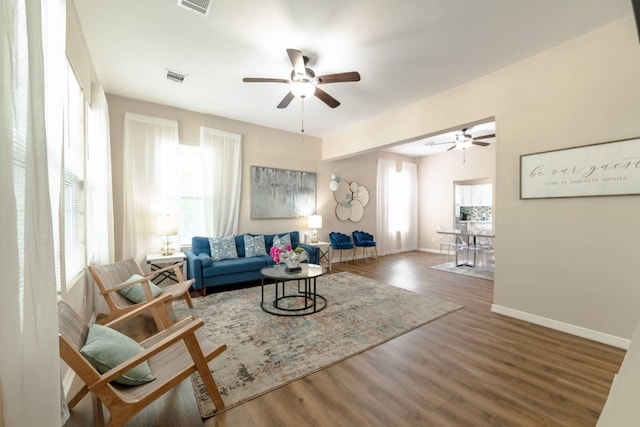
[[290, 81, 316, 98], [243, 48, 360, 110]]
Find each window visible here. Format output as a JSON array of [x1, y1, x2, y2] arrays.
[[62, 61, 86, 287], [178, 143, 205, 245]]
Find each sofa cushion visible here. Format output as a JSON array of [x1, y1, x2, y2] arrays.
[[209, 235, 239, 261], [202, 256, 270, 276], [244, 234, 267, 257], [191, 236, 212, 256]]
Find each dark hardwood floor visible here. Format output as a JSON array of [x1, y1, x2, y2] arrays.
[[66, 251, 625, 426]]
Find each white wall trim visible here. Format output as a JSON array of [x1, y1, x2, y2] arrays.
[[491, 304, 630, 350], [419, 247, 453, 255]]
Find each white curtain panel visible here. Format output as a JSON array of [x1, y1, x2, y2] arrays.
[[0, 0, 65, 425], [122, 113, 180, 263], [399, 161, 419, 251], [200, 126, 242, 237], [87, 84, 115, 313], [376, 158, 398, 255]]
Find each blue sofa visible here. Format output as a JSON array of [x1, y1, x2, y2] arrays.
[[186, 231, 319, 295]]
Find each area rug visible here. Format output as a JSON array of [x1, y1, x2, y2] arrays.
[[172, 271, 462, 418], [430, 262, 494, 281]]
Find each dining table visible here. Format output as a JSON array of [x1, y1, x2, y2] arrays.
[[437, 229, 495, 267]]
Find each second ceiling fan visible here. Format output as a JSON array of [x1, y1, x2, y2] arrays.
[[425, 128, 495, 151], [242, 48, 361, 109]]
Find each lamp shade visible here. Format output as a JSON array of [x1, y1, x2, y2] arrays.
[[307, 215, 322, 229], [156, 215, 178, 236]]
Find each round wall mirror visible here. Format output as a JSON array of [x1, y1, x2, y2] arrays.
[[349, 200, 364, 222], [353, 185, 369, 207], [335, 203, 351, 221], [333, 180, 352, 204]]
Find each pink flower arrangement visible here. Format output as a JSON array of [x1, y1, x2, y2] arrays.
[[269, 244, 292, 264], [270, 244, 307, 266]]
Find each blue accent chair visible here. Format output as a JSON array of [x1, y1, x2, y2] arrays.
[[329, 232, 356, 263], [352, 231, 378, 260]]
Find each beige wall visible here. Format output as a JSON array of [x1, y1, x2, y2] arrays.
[[106, 94, 323, 259], [419, 143, 496, 251], [107, 94, 414, 262], [316, 151, 416, 247], [324, 17, 640, 342]]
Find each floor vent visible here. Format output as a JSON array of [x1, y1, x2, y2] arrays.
[[166, 70, 186, 83], [177, 0, 212, 16]]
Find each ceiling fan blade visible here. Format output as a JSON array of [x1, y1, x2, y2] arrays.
[[424, 140, 456, 146], [472, 140, 491, 147], [243, 77, 290, 83], [446, 145, 457, 151], [277, 92, 295, 109], [286, 48, 306, 75], [317, 71, 361, 84], [314, 87, 340, 108], [473, 133, 496, 140]]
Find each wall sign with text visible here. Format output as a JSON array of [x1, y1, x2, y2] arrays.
[[520, 137, 640, 199]]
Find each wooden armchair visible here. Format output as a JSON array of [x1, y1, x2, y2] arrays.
[[59, 296, 226, 427], [88, 257, 193, 323]]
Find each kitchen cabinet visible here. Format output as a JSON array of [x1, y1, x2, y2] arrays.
[[458, 184, 492, 206]]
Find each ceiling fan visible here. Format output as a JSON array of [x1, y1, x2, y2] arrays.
[[242, 48, 361, 109], [425, 128, 495, 151]]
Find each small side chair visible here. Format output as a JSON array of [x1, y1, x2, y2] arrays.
[[329, 232, 356, 263], [58, 296, 226, 426], [89, 257, 193, 324], [352, 231, 378, 260]]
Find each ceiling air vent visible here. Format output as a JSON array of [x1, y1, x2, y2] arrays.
[[166, 69, 186, 83], [177, 0, 212, 16]]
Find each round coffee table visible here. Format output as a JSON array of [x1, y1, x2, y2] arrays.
[[260, 263, 328, 316]]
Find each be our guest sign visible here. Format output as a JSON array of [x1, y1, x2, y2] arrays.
[[520, 137, 640, 199]]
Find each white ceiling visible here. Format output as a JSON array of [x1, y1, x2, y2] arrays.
[[74, 0, 630, 156]]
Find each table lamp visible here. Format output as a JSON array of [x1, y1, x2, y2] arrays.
[[156, 214, 178, 255], [307, 215, 322, 243]]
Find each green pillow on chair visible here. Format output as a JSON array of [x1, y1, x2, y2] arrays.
[[80, 323, 155, 386], [117, 273, 163, 303]]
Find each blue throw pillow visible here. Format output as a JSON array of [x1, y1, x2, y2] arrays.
[[244, 234, 267, 257], [208, 235, 239, 261]]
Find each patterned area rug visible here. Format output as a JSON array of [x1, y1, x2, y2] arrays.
[[173, 272, 462, 418], [430, 262, 494, 281]]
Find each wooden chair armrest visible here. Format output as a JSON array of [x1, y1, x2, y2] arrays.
[[88, 317, 206, 391], [138, 317, 196, 348], [102, 293, 173, 329]]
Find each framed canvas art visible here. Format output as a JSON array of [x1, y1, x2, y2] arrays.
[[251, 166, 317, 218]]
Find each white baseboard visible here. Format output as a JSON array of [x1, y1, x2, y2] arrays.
[[419, 247, 439, 254], [491, 304, 630, 349]]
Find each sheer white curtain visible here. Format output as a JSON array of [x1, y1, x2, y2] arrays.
[[376, 159, 398, 255], [376, 159, 419, 255], [86, 83, 114, 311], [1, 0, 65, 425], [200, 126, 242, 237], [122, 113, 180, 263], [398, 161, 419, 251]]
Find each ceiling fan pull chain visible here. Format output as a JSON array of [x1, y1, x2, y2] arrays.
[[301, 98, 305, 134]]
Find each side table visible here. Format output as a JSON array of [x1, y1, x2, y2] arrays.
[[146, 252, 187, 284], [305, 241, 332, 270]]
